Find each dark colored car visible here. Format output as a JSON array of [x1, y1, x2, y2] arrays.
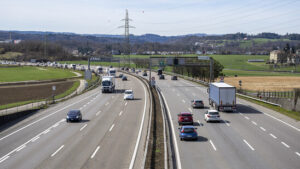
[[121, 67, 125, 70], [179, 126, 198, 141], [109, 65, 113, 68], [66, 110, 82, 122], [157, 69, 162, 75], [119, 74, 123, 78], [143, 72, 147, 76], [159, 74, 165, 80], [122, 76, 127, 81], [171, 76, 177, 80], [178, 112, 193, 125], [125, 67, 129, 71], [191, 99, 204, 108]]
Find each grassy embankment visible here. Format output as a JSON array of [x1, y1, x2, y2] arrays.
[[0, 66, 78, 82]]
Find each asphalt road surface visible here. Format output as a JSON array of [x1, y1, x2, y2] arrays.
[[139, 71, 300, 169], [0, 73, 150, 169]]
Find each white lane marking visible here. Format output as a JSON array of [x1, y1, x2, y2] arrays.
[[269, 133, 277, 139], [243, 139, 255, 151], [0, 93, 97, 142], [0, 156, 9, 163], [281, 142, 290, 148], [296, 152, 300, 157], [197, 120, 200, 125], [52, 123, 59, 128], [105, 102, 109, 106], [182, 99, 186, 103], [80, 124, 87, 131], [192, 93, 196, 96], [172, 89, 175, 92], [177, 94, 180, 97], [160, 91, 182, 169], [96, 111, 101, 116], [125, 102, 128, 106], [16, 145, 26, 152], [251, 121, 257, 126], [31, 136, 40, 142], [109, 124, 115, 132], [119, 111, 123, 116], [263, 112, 300, 132], [51, 145, 64, 157], [43, 129, 50, 134], [83, 105, 87, 107], [185, 88, 189, 91], [260, 127, 266, 131], [239, 112, 243, 115], [188, 108, 193, 112], [210, 140, 217, 151], [79, 107, 83, 110], [87, 101, 91, 104], [129, 76, 148, 169], [245, 116, 250, 120], [91, 146, 100, 159]]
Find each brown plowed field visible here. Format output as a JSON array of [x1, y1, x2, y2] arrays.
[[0, 81, 74, 105], [222, 76, 300, 91]]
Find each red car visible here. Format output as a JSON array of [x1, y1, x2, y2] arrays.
[[178, 112, 194, 125]]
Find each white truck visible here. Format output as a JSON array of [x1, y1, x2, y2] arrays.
[[108, 68, 116, 77], [208, 82, 236, 112], [101, 76, 115, 93]]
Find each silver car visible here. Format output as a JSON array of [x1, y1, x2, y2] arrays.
[[204, 110, 221, 122], [191, 99, 204, 108]]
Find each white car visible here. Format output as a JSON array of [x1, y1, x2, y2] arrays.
[[204, 110, 221, 122], [124, 90, 134, 100]]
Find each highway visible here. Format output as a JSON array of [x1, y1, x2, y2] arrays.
[[0, 73, 150, 169], [140, 71, 300, 169]]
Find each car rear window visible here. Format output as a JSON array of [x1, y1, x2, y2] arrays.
[[195, 101, 203, 103], [209, 112, 219, 115], [183, 128, 194, 133], [182, 114, 192, 117]]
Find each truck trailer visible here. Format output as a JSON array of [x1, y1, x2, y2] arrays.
[[208, 82, 236, 112], [101, 76, 115, 93]]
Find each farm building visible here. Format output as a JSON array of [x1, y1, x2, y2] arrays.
[[269, 50, 287, 64]]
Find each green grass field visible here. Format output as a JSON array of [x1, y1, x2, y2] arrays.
[[0, 66, 77, 82]]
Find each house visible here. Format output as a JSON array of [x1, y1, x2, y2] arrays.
[[269, 50, 287, 64]]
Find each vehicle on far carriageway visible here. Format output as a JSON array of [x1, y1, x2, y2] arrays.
[[66, 110, 82, 122]]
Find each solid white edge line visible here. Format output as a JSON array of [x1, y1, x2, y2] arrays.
[[80, 124, 87, 131], [281, 141, 290, 148], [90, 146, 100, 159], [0, 93, 97, 141], [243, 139, 255, 151], [0, 156, 9, 163], [260, 127, 266, 131], [269, 133, 277, 139], [51, 145, 64, 157], [109, 124, 115, 132], [209, 140, 217, 151], [31, 136, 40, 142], [129, 77, 148, 169], [160, 91, 182, 169], [295, 152, 300, 157], [43, 129, 50, 134], [263, 112, 300, 132], [16, 145, 26, 152]]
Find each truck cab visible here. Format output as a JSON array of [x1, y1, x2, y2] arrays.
[[101, 76, 115, 93]]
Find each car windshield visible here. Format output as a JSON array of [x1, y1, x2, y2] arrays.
[[68, 111, 79, 115], [209, 112, 219, 115], [182, 128, 194, 133], [102, 81, 111, 86], [110, 70, 116, 73], [195, 101, 203, 103], [125, 91, 132, 94]]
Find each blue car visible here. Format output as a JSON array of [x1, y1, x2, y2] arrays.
[[66, 110, 82, 122], [178, 126, 198, 141]]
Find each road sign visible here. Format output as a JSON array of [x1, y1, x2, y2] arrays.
[[85, 70, 92, 80], [52, 85, 56, 91], [198, 56, 210, 60]]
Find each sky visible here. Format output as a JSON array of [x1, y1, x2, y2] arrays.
[[1, 0, 300, 36]]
